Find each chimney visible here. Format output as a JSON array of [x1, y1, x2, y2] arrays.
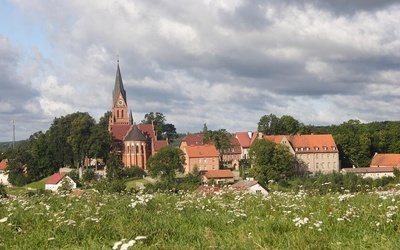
[[248, 131, 252, 138]]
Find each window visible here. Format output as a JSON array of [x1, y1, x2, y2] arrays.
[[212, 165, 215, 170], [322, 154, 324, 159], [307, 154, 310, 159], [328, 162, 331, 168], [198, 159, 201, 163], [204, 158, 207, 163], [334, 162, 336, 168], [323, 146, 327, 151], [117, 110, 120, 118], [316, 163, 319, 169], [327, 154, 330, 158], [256, 190, 261, 194], [321, 163, 324, 168], [295, 148, 298, 152], [316, 154, 318, 159], [315, 147, 319, 151]]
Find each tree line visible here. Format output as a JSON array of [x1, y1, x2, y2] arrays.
[[1, 111, 178, 186]]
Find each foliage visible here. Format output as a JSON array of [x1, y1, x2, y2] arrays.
[[6, 158, 29, 186], [248, 139, 295, 184], [0, 184, 7, 198], [2, 186, 400, 248], [82, 170, 96, 182], [122, 166, 146, 178], [141, 112, 178, 142], [258, 114, 300, 135], [106, 152, 124, 180], [94, 179, 126, 194], [147, 146, 185, 182], [58, 178, 73, 193], [202, 126, 232, 163]]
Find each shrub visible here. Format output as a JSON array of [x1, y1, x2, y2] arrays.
[[0, 184, 7, 198]]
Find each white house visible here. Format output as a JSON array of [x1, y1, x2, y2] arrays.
[[45, 173, 76, 192], [0, 160, 9, 186], [341, 167, 395, 179], [231, 179, 269, 195]]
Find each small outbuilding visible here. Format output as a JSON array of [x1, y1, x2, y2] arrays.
[[45, 173, 76, 192], [201, 170, 235, 184], [231, 179, 269, 195]]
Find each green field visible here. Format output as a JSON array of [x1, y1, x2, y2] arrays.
[[1, 186, 400, 249]]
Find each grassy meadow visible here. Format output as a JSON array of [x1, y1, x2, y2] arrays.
[[1, 185, 400, 250]]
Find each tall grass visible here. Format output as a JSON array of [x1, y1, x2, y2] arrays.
[[1, 187, 400, 249]]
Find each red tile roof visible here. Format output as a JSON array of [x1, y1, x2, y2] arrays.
[[110, 124, 131, 141], [263, 135, 285, 144], [0, 160, 7, 171], [235, 132, 258, 148], [186, 145, 219, 158], [181, 133, 205, 146], [138, 124, 156, 141], [154, 140, 168, 152], [45, 173, 67, 185], [203, 170, 234, 179], [370, 154, 400, 167], [264, 134, 338, 153]]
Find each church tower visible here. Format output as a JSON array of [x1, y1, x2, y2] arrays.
[[110, 62, 130, 126]]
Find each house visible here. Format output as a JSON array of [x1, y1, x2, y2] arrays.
[[235, 131, 260, 160], [220, 136, 242, 170], [201, 170, 235, 184], [45, 173, 76, 192], [179, 133, 205, 150], [0, 160, 9, 185], [108, 62, 168, 169], [264, 134, 340, 174], [183, 144, 220, 174], [341, 167, 395, 179], [370, 153, 400, 168], [231, 179, 269, 195]]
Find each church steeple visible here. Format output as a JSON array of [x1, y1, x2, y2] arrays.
[[110, 61, 129, 126], [112, 62, 127, 107]]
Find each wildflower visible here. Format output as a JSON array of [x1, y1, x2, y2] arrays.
[[0, 217, 8, 223], [120, 240, 136, 250], [134, 236, 147, 240], [48, 237, 55, 241]]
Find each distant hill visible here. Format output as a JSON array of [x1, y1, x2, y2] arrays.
[[0, 141, 23, 151]]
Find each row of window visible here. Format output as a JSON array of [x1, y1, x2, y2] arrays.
[[198, 158, 217, 163], [295, 146, 336, 152], [297, 153, 337, 159], [314, 162, 337, 169]]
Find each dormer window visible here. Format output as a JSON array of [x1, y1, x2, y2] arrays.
[[315, 147, 319, 151], [301, 147, 304, 151], [323, 146, 327, 151], [306, 147, 309, 151], [295, 148, 298, 151], [332, 146, 336, 150]]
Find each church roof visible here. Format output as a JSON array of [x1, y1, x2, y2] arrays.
[[110, 124, 131, 141], [124, 124, 147, 141], [138, 124, 156, 141], [112, 63, 127, 106]]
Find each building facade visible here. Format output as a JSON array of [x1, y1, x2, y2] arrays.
[[264, 134, 340, 174]]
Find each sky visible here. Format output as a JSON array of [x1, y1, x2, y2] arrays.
[[0, 0, 399, 142]]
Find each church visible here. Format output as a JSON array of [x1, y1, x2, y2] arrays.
[[108, 63, 168, 169]]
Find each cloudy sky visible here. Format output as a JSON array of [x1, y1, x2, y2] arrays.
[[0, 0, 399, 142]]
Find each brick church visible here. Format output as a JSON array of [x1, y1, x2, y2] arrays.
[[108, 63, 168, 169]]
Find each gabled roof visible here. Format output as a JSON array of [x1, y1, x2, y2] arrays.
[[203, 170, 234, 179], [137, 124, 156, 141], [110, 124, 131, 141], [235, 132, 258, 148], [46, 173, 67, 185], [231, 180, 260, 188], [186, 144, 219, 158], [264, 134, 338, 153], [370, 154, 400, 167], [263, 135, 285, 144], [0, 160, 7, 171], [154, 140, 168, 152], [181, 133, 205, 146], [124, 125, 147, 141], [112, 63, 127, 106]]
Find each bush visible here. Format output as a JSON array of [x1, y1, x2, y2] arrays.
[[123, 167, 146, 178], [94, 179, 126, 194], [0, 184, 7, 198]]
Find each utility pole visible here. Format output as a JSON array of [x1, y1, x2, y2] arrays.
[[12, 119, 15, 149]]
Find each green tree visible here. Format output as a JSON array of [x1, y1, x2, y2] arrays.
[[106, 152, 124, 180], [258, 113, 280, 135], [6, 158, 29, 186], [203, 128, 232, 163], [279, 115, 300, 135], [248, 139, 294, 184], [141, 112, 178, 142], [27, 131, 55, 181], [67, 112, 95, 168], [147, 146, 185, 182]]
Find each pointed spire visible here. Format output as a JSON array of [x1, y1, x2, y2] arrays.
[[129, 109, 133, 125], [112, 61, 127, 106]]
